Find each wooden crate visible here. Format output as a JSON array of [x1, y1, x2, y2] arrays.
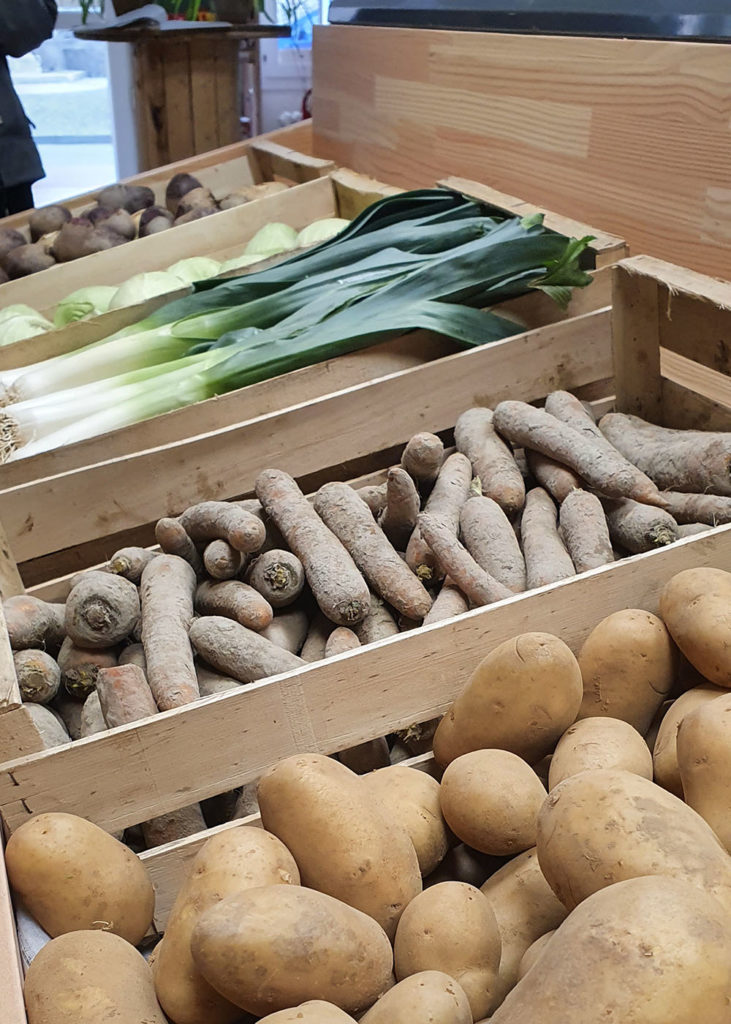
[[0, 252, 727, 773], [0, 531, 729, 1024], [0, 175, 621, 504], [312, 26, 731, 280]]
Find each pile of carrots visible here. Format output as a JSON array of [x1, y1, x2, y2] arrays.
[[4, 391, 730, 847]]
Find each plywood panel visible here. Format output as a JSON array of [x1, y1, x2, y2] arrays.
[[313, 27, 731, 278]]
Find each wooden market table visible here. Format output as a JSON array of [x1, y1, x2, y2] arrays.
[[75, 23, 290, 169]]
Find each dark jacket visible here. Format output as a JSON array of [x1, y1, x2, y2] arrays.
[[0, 1, 58, 189]]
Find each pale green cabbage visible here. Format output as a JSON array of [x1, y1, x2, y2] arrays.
[[167, 256, 222, 284], [219, 252, 269, 274], [244, 222, 298, 257], [54, 286, 118, 328], [0, 312, 53, 346], [109, 271, 187, 311], [296, 217, 350, 248]]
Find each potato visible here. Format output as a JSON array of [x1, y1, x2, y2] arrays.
[[536, 768, 731, 913], [5, 812, 153, 944], [360, 971, 472, 1024], [516, 929, 555, 981], [191, 885, 393, 1016], [653, 683, 725, 796], [677, 692, 731, 852], [393, 881, 501, 1020], [490, 875, 731, 1024], [480, 847, 567, 1010], [548, 717, 652, 789], [361, 764, 450, 875], [258, 1004, 355, 1023], [659, 567, 731, 687], [433, 633, 583, 767], [576, 609, 676, 732], [154, 826, 300, 1024], [441, 750, 546, 856], [24, 930, 166, 1024], [257, 753, 421, 939]]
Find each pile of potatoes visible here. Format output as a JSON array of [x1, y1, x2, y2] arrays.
[[0, 173, 289, 281], [4, 565, 731, 1023]]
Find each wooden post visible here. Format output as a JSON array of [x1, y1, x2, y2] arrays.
[[611, 263, 663, 422], [133, 36, 242, 169]]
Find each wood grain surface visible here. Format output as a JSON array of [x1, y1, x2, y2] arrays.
[[313, 27, 731, 278]]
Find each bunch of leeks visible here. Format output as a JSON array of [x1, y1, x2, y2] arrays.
[[0, 189, 593, 461]]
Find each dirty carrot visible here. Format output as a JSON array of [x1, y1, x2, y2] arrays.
[[405, 452, 473, 582], [13, 649, 60, 704], [455, 407, 525, 513], [154, 517, 204, 576], [379, 467, 421, 551], [315, 481, 432, 620], [57, 638, 118, 699], [141, 806, 208, 850], [106, 546, 158, 584], [520, 487, 576, 589], [180, 500, 266, 553], [460, 495, 526, 593], [357, 483, 388, 518], [195, 579, 273, 632], [422, 576, 469, 625], [189, 615, 305, 683], [140, 554, 199, 710], [418, 512, 513, 607], [79, 690, 106, 737], [300, 609, 334, 662], [3, 595, 64, 651], [325, 626, 361, 658], [354, 593, 399, 645], [96, 664, 158, 729], [64, 570, 140, 649], [602, 497, 679, 554], [119, 642, 147, 673], [659, 490, 731, 525], [255, 468, 370, 626], [260, 605, 310, 655], [558, 489, 614, 572], [525, 449, 582, 503], [493, 400, 663, 505], [203, 539, 245, 580], [401, 431, 444, 488], [247, 548, 305, 608], [599, 412, 731, 496], [544, 390, 605, 441], [196, 663, 241, 696]]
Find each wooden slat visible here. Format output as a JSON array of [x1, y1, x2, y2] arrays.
[[190, 38, 220, 157], [247, 138, 336, 183], [611, 264, 662, 422], [134, 38, 168, 172], [0, 605, 20, 713], [0, 334, 457, 489], [141, 751, 437, 931], [0, 309, 612, 564], [438, 176, 628, 266], [312, 26, 731, 279], [0, 706, 44, 764], [330, 168, 402, 219], [213, 38, 242, 152], [0, 832, 25, 1024], [661, 349, 731, 412], [660, 379, 731, 432], [1, 526, 728, 835]]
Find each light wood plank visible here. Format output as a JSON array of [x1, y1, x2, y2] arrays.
[[660, 379, 731, 432], [0, 832, 25, 1024], [0, 706, 44, 765], [661, 350, 731, 413], [1, 526, 728, 835], [190, 38, 220, 157], [611, 264, 662, 422], [312, 27, 731, 278], [141, 751, 436, 931], [331, 168, 402, 219], [247, 138, 335, 183], [0, 310, 611, 563], [0, 604, 21, 713]]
